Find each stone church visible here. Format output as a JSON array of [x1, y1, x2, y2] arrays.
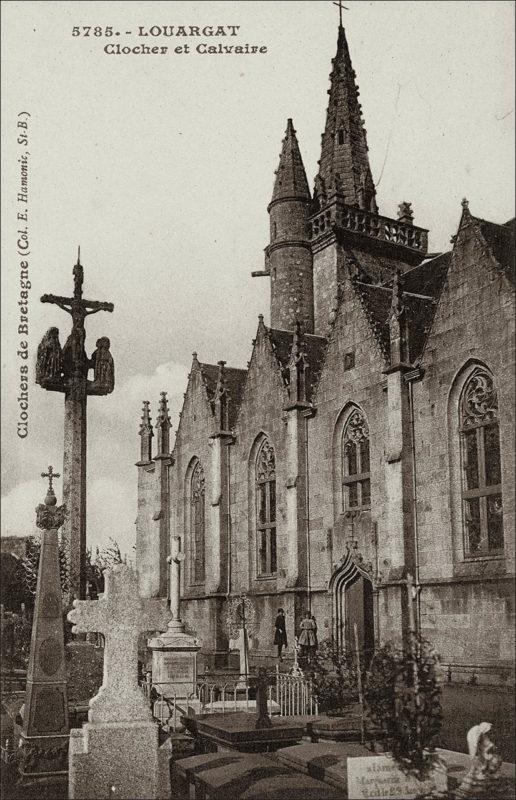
[[135, 23, 514, 681]]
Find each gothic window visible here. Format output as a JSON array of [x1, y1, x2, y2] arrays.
[[342, 409, 370, 511], [256, 438, 277, 576], [337, 129, 345, 145], [190, 461, 205, 583], [460, 369, 503, 556]]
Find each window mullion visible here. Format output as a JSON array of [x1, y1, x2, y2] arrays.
[[477, 428, 489, 552]]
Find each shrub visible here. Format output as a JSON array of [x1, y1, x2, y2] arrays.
[[310, 639, 359, 714], [364, 631, 442, 780]]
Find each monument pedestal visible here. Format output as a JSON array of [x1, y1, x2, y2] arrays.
[[148, 620, 202, 727], [69, 720, 169, 800]]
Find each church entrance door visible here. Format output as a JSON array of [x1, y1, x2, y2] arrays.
[[331, 552, 375, 669], [342, 573, 374, 669]]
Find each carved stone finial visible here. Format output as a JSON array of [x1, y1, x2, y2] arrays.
[[155, 391, 171, 455], [397, 201, 414, 225], [462, 197, 469, 210], [258, 313, 265, 327], [215, 360, 230, 431], [138, 401, 153, 462], [288, 321, 308, 404]]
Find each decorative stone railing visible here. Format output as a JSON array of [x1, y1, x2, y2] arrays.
[[308, 201, 428, 255]]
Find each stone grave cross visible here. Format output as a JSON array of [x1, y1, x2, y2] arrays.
[[68, 563, 169, 723]]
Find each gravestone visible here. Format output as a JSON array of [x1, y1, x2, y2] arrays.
[[347, 754, 447, 800], [147, 543, 201, 725], [67, 564, 171, 799], [19, 469, 69, 779]]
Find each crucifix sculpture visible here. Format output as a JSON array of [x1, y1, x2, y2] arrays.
[[36, 250, 114, 600]]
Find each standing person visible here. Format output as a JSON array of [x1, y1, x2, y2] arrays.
[[274, 608, 287, 660], [311, 614, 318, 654], [298, 610, 317, 663]]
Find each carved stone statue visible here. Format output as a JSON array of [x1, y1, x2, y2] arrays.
[[35, 327, 63, 385], [62, 326, 87, 380], [91, 337, 114, 393], [456, 722, 502, 797]]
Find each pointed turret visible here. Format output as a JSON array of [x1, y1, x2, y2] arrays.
[[270, 118, 311, 205], [314, 25, 377, 213], [138, 400, 153, 463], [155, 391, 171, 456], [265, 119, 314, 333]]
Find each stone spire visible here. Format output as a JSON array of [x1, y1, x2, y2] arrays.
[[314, 24, 377, 213], [155, 391, 171, 456], [20, 468, 68, 778], [270, 118, 311, 206], [138, 400, 153, 463]]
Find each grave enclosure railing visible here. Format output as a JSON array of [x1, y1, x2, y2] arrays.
[[140, 666, 318, 729]]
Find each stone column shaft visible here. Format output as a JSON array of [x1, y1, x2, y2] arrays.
[[62, 390, 87, 600]]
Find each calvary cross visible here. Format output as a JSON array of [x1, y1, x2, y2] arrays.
[[68, 564, 170, 724], [37, 251, 115, 601]]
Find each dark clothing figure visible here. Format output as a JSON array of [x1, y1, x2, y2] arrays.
[[273, 609, 287, 659], [36, 327, 63, 385], [91, 336, 114, 393]]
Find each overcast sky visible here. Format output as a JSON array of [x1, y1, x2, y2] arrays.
[[1, 0, 514, 557]]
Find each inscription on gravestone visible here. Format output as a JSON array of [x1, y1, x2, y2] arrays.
[[347, 756, 447, 800], [164, 654, 194, 683], [33, 688, 66, 734]]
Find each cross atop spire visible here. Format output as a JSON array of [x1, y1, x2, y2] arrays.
[[333, 0, 349, 28]]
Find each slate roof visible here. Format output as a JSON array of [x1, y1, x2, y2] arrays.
[[271, 118, 311, 204], [267, 327, 327, 401], [348, 247, 412, 284], [199, 362, 247, 430], [475, 216, 515, 283], [351, 250, 452, 364]]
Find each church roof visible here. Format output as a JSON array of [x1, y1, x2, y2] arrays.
[[475, 216, 515, 283], [314, 24, 377, 210], [267, 327, 327, 401], [351, 250, 452, 364], [270, 118, 311, 206], [199, 362, 247, 429]]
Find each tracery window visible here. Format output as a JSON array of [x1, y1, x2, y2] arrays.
[[256, 439, 277, 576], [460, 369, 503, 556], [342, 409, 370, 511], [190, 461, 205, 583]]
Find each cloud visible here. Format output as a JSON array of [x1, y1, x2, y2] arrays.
[[1, 477, 137, 560], [95, 359, 189, 434]]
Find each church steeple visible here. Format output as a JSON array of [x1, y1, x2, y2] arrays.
[[314, 24, 377, 213]]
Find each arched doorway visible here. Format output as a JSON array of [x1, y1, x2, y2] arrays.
[[330, 551, 375, 668]]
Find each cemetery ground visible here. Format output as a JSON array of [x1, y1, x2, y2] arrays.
[[1, 678, 514, 799]]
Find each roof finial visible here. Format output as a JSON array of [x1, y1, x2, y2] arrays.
[[333, 0, 349, 28], [76, 245, 81, 266], [461, 197, 469, 210]]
